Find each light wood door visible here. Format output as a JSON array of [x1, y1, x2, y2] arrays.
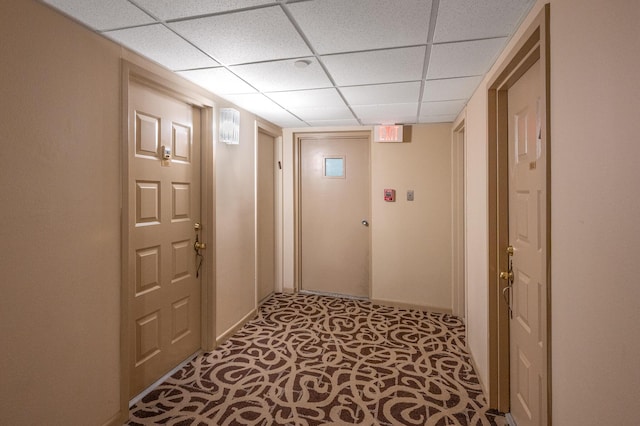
[[257, 130, 276, 302], [300, 134, 370, 298], [507, 59, 547, 425], [128, 81, 201, 397]]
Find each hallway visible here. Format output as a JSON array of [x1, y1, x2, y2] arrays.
[[2, 1, 640, 424], [128, 293, 504, 425]]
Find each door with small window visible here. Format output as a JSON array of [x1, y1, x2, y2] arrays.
[[299, 133, 370, 298]]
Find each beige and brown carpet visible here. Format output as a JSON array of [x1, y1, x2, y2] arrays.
[[127, 293, 505, 425]]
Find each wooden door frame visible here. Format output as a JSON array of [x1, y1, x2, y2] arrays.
[[451, 118, 466, 319], [293, 131, 372, 297], [486, 4, 551, 420], [254, 120, 283, 307], [119, 61, 217, 419]]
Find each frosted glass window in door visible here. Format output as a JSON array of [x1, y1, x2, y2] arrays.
[[324, 157, 344, 178]]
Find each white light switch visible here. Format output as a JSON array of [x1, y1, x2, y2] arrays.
[[407, 190, 414, 201]]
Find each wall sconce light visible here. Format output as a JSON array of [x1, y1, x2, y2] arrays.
[[220, 108, 240, 145]]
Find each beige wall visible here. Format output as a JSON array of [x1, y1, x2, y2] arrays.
[[0, 1, 279, 423], [215, 109, 283, 344], [463, 0, 640, 423], [283, 124, 454, 312], [463, 80, 491, 390], [371, 124, 453, 310], [0, 1, 122, 424], [215, 113, 258, 340], [550, 0, 640, 423]]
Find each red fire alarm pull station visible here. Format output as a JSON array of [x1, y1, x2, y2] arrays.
[[384, 189, 396, 202]]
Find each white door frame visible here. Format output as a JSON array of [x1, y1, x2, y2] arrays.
[[487, 5, 551, 420], [119, 61, 217, 419]]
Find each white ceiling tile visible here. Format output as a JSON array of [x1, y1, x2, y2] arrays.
[[352, 103, 418, 125], [178, 68, 257, 95], [222, 93, 280, 114], [222, 94, 306, 128], [287, 0, 432, 54], [290, 106, 354, 122], [306, 119, 361, 127], [427, 38, 507, 79], [419, 114, 458, 123], [423, 76, 482, 102], [104, 25, 219, 70], [267, 89, 346, 109], [170, 7, 312, 65], [323, 47, 426, 87], [341, 82, 422, 106], [231, 58, 332, 92], [42, 0, 154, 30], [259, 113, 308, 128], [279, 119, 309, 128], [268, 89, 352, 121], [44, 0, 534, 129], [420, 100, 466, 117], [133, 0, 274, 21], [256, 112, 308, 128], [434, 0, 534, 43]]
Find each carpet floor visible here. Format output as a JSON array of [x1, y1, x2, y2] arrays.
[[127, 293, 505, 425]]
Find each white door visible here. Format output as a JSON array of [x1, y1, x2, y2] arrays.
[[299, 133, 370, 298], [507, 59, 547, 425], [257, 130, 276, 302], [128, 81, 202, 397]]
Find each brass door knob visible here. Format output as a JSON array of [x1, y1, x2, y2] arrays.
[[499, 271, 513, 280]]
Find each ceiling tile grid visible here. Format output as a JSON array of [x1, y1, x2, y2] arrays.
[[286, 0, 433, 55], [42, 0, 154, 31], [420, 99, 467, 117], [434, 0, 534, 43], [177, 68, 257, 95], [132, 0, 275, 21], [104, 24, 219, 71], [322, 47, 427, 87], [427, 37, 509, 80], [222, 93, 307, 128], [422, 76, 483, 102], [41, 0, 536, 128], [266, 88, 346, 110], [231, 58, 332, 92], [341, 82, 422, 106], [169, 6, 312, 66], [353, 103, 420, 126]]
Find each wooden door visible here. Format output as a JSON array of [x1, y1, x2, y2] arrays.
[[128, 81, 201, 397], [507, 59, 547, 425], [299, 133, 370, 298], [257, 130, 276, 302]]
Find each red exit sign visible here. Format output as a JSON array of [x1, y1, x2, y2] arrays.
[[373, 125, 403, 143]]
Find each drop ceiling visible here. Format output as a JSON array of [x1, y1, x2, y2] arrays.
[[41, 0, 535, 129]]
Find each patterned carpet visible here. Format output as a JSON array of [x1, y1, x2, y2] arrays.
[[127, 293, 505, 425]]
